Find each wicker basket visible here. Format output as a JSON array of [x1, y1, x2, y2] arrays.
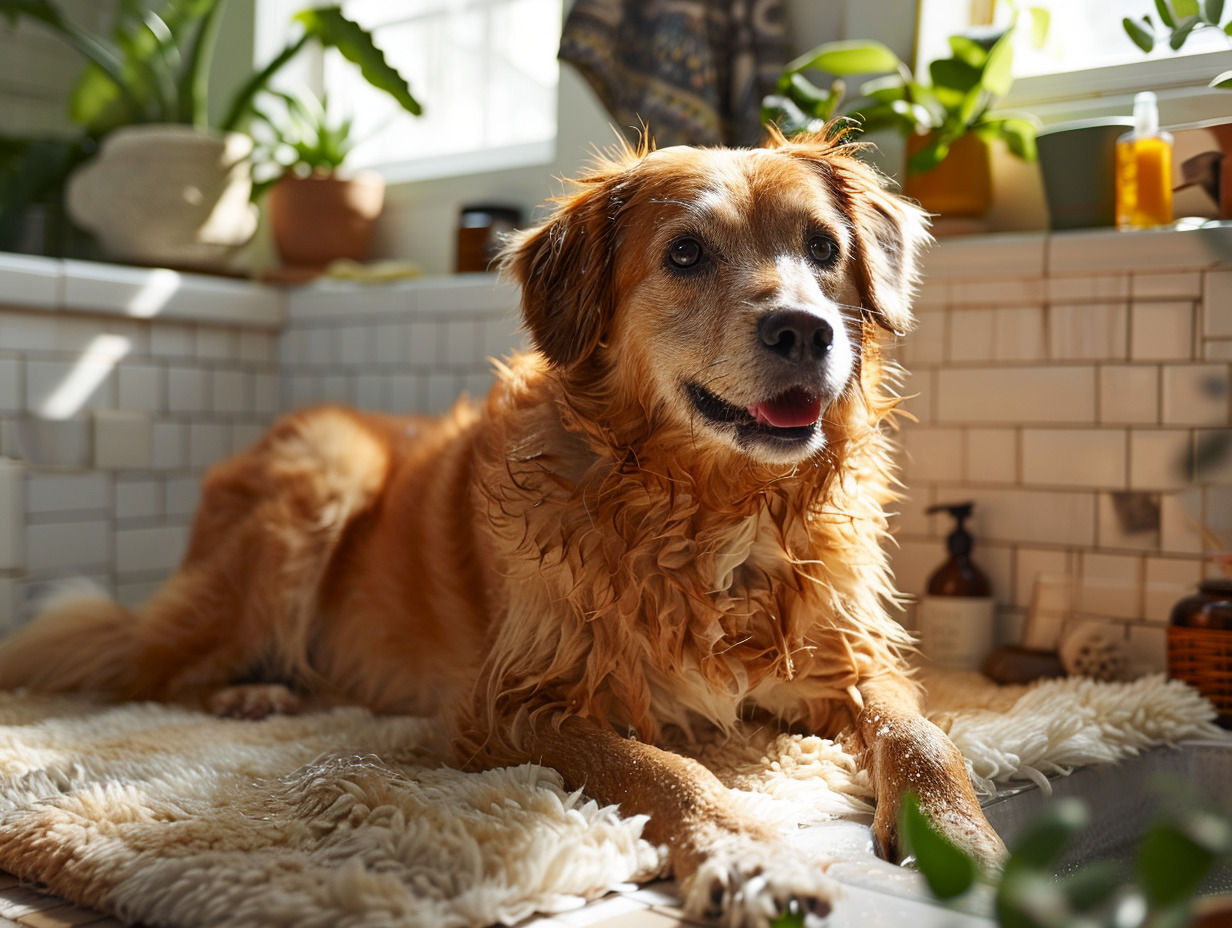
[[1168, 625, 1232, 721]]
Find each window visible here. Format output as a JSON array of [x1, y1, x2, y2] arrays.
[[915, 0, 1232, 125], [255, 0, 563, 182]]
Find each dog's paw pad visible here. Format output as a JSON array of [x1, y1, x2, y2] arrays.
[[208, 683, 300, 719], [688, 849, 835, 927]]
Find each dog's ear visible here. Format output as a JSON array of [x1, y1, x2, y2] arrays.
[[500, 171, 637, 369], [779, 132, 932, 336]]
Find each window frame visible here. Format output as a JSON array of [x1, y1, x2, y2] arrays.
[[252, 0, 563, 184]]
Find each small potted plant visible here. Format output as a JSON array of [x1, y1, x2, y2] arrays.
[[762, 26, 1040, 219], [0, 1, 421, 271], [250, 89, 387, 270], [1123, 0, 1232, 221]]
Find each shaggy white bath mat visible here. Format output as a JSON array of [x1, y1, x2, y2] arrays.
[[0, 673, 1221, 928]]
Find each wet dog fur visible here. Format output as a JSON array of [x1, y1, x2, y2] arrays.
[[0, 129, 1005, 926]]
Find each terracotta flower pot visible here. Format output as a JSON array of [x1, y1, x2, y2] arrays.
[[267, 171, 386, 269], [902, 132, 993, 219], [66, 125, 258, 270]]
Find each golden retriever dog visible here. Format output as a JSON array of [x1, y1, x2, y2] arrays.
[[0, 129, 1005, 926]]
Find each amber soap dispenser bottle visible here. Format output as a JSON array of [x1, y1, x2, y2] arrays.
[[1115, 91, 1173, 230], [918, 502, 995, 670]]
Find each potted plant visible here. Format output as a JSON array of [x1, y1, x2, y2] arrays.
[[1123, 0, 1232, 221], [0, 1, 422, 270], [250, 89, 386, 270], [762, 26, 1040, 219]]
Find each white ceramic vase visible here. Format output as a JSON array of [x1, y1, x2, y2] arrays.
[[67, 125, 259, 270]]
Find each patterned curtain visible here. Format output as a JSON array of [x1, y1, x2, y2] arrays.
[[559, 0, 788, 148]]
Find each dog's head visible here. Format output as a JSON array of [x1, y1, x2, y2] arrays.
[[502, 130, 930, 466]]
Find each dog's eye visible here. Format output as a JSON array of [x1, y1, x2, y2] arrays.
[[807, 234, 838, 267], [668, 238, 704, 269]]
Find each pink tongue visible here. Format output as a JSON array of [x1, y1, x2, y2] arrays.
[[748, 388, 823, 428]]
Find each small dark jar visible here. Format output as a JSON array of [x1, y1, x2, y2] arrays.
[[1168, 578, 1232, 728]]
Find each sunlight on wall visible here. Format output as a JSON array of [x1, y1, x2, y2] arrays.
[[38, 335, 131, 420], [124, 269, 182, 318]]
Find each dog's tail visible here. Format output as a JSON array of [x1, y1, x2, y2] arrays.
[[0, 587, 141, 697]]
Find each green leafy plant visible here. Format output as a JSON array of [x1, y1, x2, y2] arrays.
[[248, 88, 357, 195], [903, 792, 1232, 928], [762, 23, 1041, 175], [0, 0, 421, 136], [1123, 0, 1232, 88]]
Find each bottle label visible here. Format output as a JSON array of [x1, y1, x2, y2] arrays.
[[918, 596, 996, 670]]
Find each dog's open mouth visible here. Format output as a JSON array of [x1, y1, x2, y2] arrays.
[[686, 382, 824, 447]]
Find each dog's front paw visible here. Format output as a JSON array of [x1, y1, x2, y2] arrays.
[[207, 683, 300, 719], [873, 793, 1007, 872], [683, 844, 836, 928]]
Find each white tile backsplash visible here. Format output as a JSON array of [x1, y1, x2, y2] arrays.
[[0, 458, 25, 570], [94, 410, 153, 470], [0, 359, 21, 411], [117, 362, 165, 412], [1130, 302, 1195, 361], [115, 525, 187, 575], [1049, 303, 1128, 361], [965, 428, 1018, 484], [167, 366, 210, 413], [26, 520, 109, 574], [936, 366, 1097, 425], [1099, 365, 1159, 425], [1021, 429, 1126, 488], [894, 226, 1231, 656], [1204, 270, 1232, 338], [26, 472, 108, 514], [1160, 364, 1230, 426], [115, 477, 162, 520], [1127, 430, 1193, 490], [900, 428, 964, 483]]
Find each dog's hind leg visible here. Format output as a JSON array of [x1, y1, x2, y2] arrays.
[[0, 407, 391, 712]]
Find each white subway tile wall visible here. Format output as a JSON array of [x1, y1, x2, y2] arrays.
[[891, 230, 1232, 674], [0, 271, 523, 629], [277, 277, 524, 416]]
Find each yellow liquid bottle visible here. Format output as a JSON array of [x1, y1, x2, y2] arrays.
[[1115, 92, 1174, 230]]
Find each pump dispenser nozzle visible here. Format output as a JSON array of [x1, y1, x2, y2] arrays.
[[928, 501, 976, 558]]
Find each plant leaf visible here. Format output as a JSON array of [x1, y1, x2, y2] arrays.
[[1124, 15, 1157, 52], [786, 40, 903, 77], [1203, 0, 1224, 23], [1006, 798, 1088, 871], [1173, 0, 1200, 16], [1211, 68, 1232, 87], [947, 35, 988, 69], [900, 793, 977, 898], [1170, 13, 1202, 47], [68, 0, 222, 132], [786, 72, 838, 119], [930, 57, 982, 95], [859, 74, 906, 102], [981, 117, 1038, 160], [1028, 7, 1050, 48], [0, 0, 142, 120], [1137, 822, 1216, 906], [980, 31, 1016, 98], [1058, 860, 1121, 912], [1156, 0, 1178, 26], [997, 867, 1070, 928], [295, 6, 422, 117]]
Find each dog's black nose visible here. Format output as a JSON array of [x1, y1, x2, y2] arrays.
[[757, 309, 834, 363]]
